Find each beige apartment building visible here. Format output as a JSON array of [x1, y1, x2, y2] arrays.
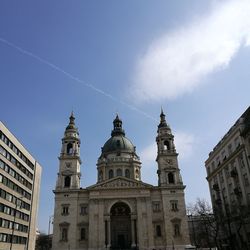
[[0, 121, 42, 250], [52, 111, 191, 250], [205, 106, 250, 249]]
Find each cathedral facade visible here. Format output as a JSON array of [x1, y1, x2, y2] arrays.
[[52, 111, 190, 250]]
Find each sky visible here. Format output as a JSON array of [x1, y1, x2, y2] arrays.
[[0, 0, 249, 233]]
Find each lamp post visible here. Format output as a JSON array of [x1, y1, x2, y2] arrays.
[[47, 215, 53, 250], [48, 215, 53, 236], [10, 197, 23, 250]]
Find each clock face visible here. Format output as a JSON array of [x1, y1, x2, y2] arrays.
[[165, 159, 173, 165], [65, 162, 71, 168]]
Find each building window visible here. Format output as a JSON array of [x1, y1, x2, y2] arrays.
[[171, 218, 181, 237], [62, 205, 69, 216], [61, 228, 68, 241], [174, 224, 180, 237], [125, 169, 130, 178], [80, 205, 88, 215], [0, 146, 6, 157], [67, 143, 73, 155], [168, 172, 175, 184], [156, 225, 162, 237], [117, 168, 122, 176], [59, 222, 70, 242], [109, 169, 113, 179], [216, 157, 221, 166], [0, 160, 4, 169], [80, 228, 86, 240], [64, 176, 71, 188], [152, 202, 161, 212], [170, 200, 178, 211], [164, 140, 170, 150]]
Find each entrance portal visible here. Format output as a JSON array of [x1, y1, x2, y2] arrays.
[[110, 202, 131, 249]]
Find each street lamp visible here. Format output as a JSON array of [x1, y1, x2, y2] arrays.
[[48, 215, 53, 236]]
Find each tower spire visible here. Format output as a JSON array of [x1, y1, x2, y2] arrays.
[[158, 108, 170, 130], [111, 114, 125, 136], [65, 111, 77, 132]]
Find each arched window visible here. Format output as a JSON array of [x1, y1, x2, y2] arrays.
[[168, 172, 174, 184], [164, 140, 170, 150], [67, 143, 73, 155], [64, 176, 71, 187], [125, 169, 130, 178], [117, 169, 122, 176], [156, 225, 162, 237], [109, 169, 114, 179]]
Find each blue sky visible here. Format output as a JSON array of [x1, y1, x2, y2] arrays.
[[0, 0, 249, 233]]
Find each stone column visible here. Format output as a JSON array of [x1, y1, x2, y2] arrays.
[[131, 217, 135, 247], [107, 218, 111, 248]]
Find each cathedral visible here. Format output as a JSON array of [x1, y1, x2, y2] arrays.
[[52, 110, 191, 250]]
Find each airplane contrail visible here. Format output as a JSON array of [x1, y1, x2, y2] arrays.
[[0, 37, 157, 122]]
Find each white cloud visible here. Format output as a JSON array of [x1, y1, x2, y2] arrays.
[[131, 0, 250, 102], [140, 143, 158, 184], [140, 131, 195, 184], [174, 131, 195, 159], [140, 143, 157, 165]]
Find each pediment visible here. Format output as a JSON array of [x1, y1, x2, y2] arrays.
[[87, 177, 153, 190]]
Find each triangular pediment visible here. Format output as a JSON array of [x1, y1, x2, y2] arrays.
[[87, 176, 153, 190]]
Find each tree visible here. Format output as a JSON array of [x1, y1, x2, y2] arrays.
[[35, 233, 52, 250], [187, 198, 220, 249]]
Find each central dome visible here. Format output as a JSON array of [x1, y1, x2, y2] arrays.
[[102, 135, 135, 153], [101, 115, 135, 154]]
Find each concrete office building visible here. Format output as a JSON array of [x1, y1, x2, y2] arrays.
[[0, 121, 42, 250], [205, 106, 250, 249]]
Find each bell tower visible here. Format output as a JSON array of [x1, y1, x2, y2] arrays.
[[56, 112, 81, 190], [156, 109, 183, 187]]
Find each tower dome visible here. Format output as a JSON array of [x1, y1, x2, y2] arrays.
[[101, 114, 135, 154]]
